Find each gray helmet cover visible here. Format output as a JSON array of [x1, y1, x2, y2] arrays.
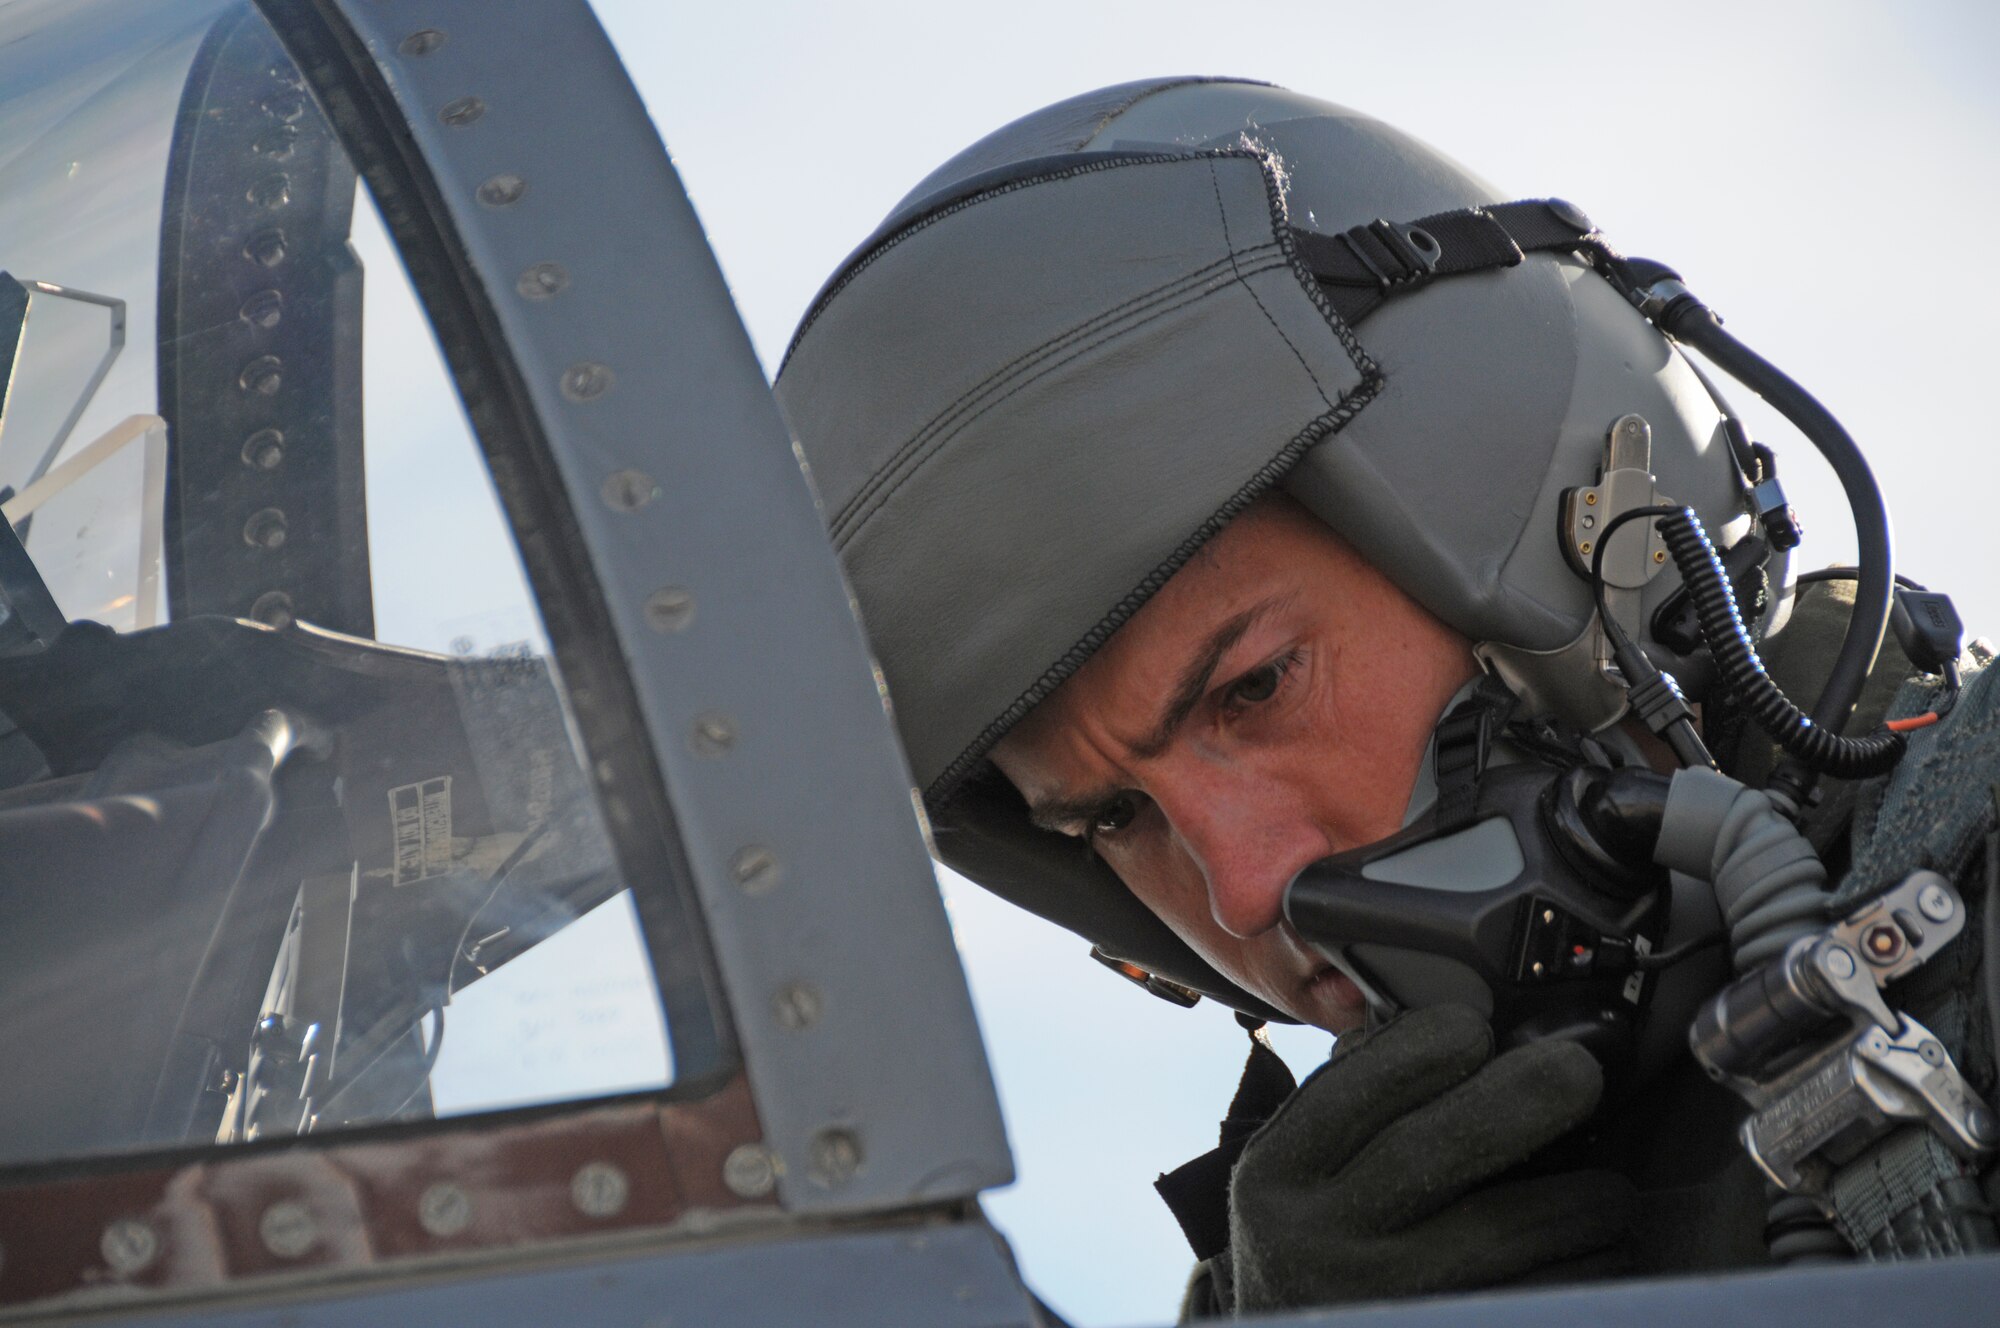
[[776, 78, 1766, 1018]]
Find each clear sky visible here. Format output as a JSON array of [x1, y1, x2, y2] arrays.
[[587, 4, 1997, 1324]]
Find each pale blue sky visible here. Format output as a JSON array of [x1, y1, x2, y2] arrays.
[[581, 3, 2000, 1323]]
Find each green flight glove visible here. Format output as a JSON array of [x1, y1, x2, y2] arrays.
[[1226, 1003, 1637, 1312]]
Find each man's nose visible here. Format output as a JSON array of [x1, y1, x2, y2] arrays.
[[1151, 763, 1311, 940]]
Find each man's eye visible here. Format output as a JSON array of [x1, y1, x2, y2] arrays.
[[1092, 793, 1140, 837], [1226, 654, 1294, 708]]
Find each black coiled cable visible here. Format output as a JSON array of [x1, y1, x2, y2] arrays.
[[1657, 507, 1904, 780]]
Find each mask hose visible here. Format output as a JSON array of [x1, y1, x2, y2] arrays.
[[1628, 272, 1898, 802], [1656, 507, 1906, 780]]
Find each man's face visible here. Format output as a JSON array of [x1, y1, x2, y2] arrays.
[[991, 495, 1478, 1032]]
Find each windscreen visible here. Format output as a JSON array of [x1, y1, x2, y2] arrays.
[[0, 0, 702, 1165]]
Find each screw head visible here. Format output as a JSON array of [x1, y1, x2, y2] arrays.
[[477, 173, 527, 207], [1919, 1039, 1948, 1067], [239, 288, 284, 330], [242, 428, 285, 471], [600, 468, 656, 511], [1653, 549, 1668, 564], [238, 354, 284, 397], [644, 586, 695, 632], [1917, 880, 1954, 923], [571, 1161, 630, 1219], [723, 1144, 778, 1199], [246, 172, 291, 209], [259, 1200, 316, 1259], [250, 590, 295, 629], [773, 982, 824, 1031], [691, 712, 736, 755], [809, 1128, 863, 1187], [254, 125, 299, 161], [417, 1182, 472, 1237], [243, 508, 289, 550], [731, 845, 780, 895], [516, 261, 570, 300], [1821, 944, 1858, 980], [440, 95, 485, 127], [562, 361, 615, 402], [400, 28, 447, 57], [243, 228, 288, 268], [100, 1218, 159, 1275]]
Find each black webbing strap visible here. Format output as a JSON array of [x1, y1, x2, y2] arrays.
[[1431, 676, 1516, 831], [1291, 198, 1599, 327], [1154, 1021, 1300, 1262]]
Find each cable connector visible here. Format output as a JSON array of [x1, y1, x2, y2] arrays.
[[1751, 474, 1804, 552], [1628, 670, 1697, 742], [1890, 587, 1965, 677]]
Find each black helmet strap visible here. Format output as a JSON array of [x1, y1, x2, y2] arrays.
[[1290, 197, 1599, 327]]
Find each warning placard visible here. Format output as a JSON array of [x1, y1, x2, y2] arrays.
[[389, 776, 454, 885]]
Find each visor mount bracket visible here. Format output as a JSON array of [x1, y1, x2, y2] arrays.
[[1560, 414, 1672, 683]]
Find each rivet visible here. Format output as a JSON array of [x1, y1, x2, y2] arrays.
[[258, 1200, 316, 1259], [255, 125, 299, 161], [517, 262, 569, 300], [477, 173, 527, 207], [723, 1144, 778, 1199], [731, 845, 780, 895], [1917, 881, 1954, 923], [399, 29, 447, 57], [246, 172, 291, 209], [1821, 945, 1858, 980], [1578, 541, 1593, 556], [440, 96, 485, 127], [1584, 491, 1598, 506], [1581, 514, 1596, 529], [808, 1128, 863, 1187], [1541, 909, 1555, 924], [100, 1218, 159, 1275], [571, 1161, 631, 1218], [773, 982, 823, 1031], [1653, 549, 1668, 564], [418, 1182, 472, 1237], [239, 288, 284, 330], [644, 586, 694, 632], [242, 428, 285, 471], [250, 590, 295, 629], [243, 507, 289, 550], [1920, 1040, 1948, 1067], [691, 712, 736, 755], [600, 468, 656, 511], [238, 355, 283, 396], [1531, 961, 1546, 977], [562, 361, 615, 401], [243, 228, 288, 268]]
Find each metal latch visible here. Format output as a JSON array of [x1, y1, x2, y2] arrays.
[[1690, 871, 1998, 1200]]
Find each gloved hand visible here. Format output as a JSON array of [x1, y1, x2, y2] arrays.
[[1226, 1003, 1637, 1312]]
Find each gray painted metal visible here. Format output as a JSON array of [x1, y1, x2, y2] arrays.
[[1253, 1253, 2000, 1328], [318, 0, 1010, 1210], [61, 1220, 1041, 1328]]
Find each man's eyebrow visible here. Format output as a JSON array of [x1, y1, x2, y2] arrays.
[[1129, 597, 1288, 759], [1019, 594, 1294, 834]]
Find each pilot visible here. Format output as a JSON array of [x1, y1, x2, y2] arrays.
[[773, 79, 1994, 1313]]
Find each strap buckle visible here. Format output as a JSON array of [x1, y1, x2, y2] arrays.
[[1338, 218, 1444, 292]]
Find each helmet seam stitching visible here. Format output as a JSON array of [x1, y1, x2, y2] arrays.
[[826, 245, 1274, 542], [831, 253, 1294, 550]]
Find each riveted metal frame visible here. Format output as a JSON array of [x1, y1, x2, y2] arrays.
[[261, 0, 1011, 1213]]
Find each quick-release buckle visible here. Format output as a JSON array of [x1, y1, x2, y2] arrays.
[[1338, 218, 1444, 291]]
